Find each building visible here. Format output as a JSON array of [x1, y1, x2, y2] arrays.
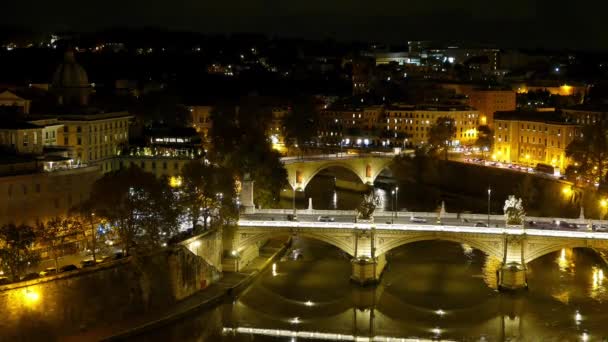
[[493, 111, 580, 172], [351, 56, 375, 95], [188, 105, 213, 144], [513, 82, 588, 99], [466, 88, 516, 127], [562, 104, 608, 125], [0, 118, 101, 226], [318, 105, 385, 147], [0, 89, 31, 114], [384, 104, 480, 147]]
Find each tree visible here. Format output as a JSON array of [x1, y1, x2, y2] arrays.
[[566, 122, 608, 186], [179, 161, 238, 232], [209, 101, 288, 208], [284, 96, 320, 149], [35, 217, 83, 270], [475, 125, 493, 158], [89, 167, 179, 256], [0, 223, 39, 281], [428, 117, 456, 160]]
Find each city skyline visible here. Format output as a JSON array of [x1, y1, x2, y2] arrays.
[[3, 0, 608, 49]]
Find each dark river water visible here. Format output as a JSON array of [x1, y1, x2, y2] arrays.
[[132, 175, 608, 341]]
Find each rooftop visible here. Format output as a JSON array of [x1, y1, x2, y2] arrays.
[[494, 110, 574, 125]]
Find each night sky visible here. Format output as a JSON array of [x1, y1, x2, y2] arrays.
[[5, 0, 608, 49]]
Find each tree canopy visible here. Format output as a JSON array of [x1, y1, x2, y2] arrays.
[[88, 167, 179, 255], [179, 161, 238, 232], [209, 100, 288, 208], [428, 117, 456, 160], [0, 223, 39, 281], [566, 122, 608, 186]]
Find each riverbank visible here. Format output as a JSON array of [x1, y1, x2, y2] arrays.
[[61, 238, 291, 342]]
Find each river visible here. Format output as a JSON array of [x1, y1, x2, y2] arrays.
[[132, 174, 608, 341]]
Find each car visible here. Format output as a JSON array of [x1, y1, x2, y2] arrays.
[[0, 277, 11, 285], [594, 224, 608, 232], [410, 216, 427, 223], [21, 273, 40, 281], [318, 216, 335, 222], [286, 214, 298, 221], [39, 267, 57, 276], [113, 251, 125, 260], [474, 222, 488, 227], [59, 264, 78, 272], [81, 259, 97, 268]]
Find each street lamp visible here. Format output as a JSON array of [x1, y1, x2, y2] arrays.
[[487, 187, 492, 228], [391, 189, 395, 223], [395, 186, 399, 222]]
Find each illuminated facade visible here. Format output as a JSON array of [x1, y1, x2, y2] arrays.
[[562, 105, 608, 125], [318, 106, 384, 146], [56, 111, 132, 172], [384, 104, 480, 146], [513, 82, 588, 98], [188, 105, 213, 144], [493, 111, 580, 172], [466, 89, 516, 127]]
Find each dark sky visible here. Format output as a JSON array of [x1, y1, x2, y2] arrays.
[[5, 0, 608, 49]]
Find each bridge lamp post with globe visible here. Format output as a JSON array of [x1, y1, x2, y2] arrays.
[[487, 187, 492, 228]]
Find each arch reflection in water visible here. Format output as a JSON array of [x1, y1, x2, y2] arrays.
[[132, 239, 608, 341]]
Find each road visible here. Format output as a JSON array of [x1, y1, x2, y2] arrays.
[[242, 213, 506, 227]]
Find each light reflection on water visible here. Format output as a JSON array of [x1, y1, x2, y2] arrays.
[[133, 239, 608, 341]]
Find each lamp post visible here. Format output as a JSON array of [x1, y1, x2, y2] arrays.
[[89, 212, 96, 261], [391, 189, 396, 223], [395, 186, 399, 222], [292, 183, 297, 218], [487, 187, 492, 228]]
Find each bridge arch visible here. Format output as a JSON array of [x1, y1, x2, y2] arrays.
[[236, 229, 356, 257], [375, 233, 504, 262], [283, 155, 396, 191], [524, 242, 603, 265], [298, 163, 367, 190]]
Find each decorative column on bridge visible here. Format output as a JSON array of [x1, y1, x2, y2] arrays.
[[499, 196, 528, 291], [351, 192, 387, 286]]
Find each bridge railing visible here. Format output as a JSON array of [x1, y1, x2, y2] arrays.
[[237, 220, 608, 239], [242, 207, 604, 225], [280, 152, 398, 164]]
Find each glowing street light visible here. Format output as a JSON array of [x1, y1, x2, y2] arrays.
[[487, 187, 492, 228]]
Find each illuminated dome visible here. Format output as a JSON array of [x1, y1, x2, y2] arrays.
[[52, 49, 91, 106]]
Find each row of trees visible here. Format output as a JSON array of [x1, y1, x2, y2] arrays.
[[0, 161, 240, 281]]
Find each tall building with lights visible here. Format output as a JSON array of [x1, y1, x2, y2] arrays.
[[493, 111, 580, 172]]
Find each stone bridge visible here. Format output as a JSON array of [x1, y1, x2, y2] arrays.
[[282, 153, 395, 190], [239, 153, 396, 209], [224, 221, 608, 290]]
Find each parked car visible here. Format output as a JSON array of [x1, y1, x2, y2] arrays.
[[81, 259, 97, 268], [286, 214, 298, 221], [113, 251, 125, 260], [21, 273, 40, 281], [594, 224, 608, 232], [39, 267, 57, 276], [410, 216, 427, 223], [0, 277, 11, 285], [474, 222, 488, 227], [318, 216, 335, 222], [59, 264, 78, 272]]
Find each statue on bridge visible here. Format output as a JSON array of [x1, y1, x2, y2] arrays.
[[356, 191, 381, 223], [504, 195, 525, 227]]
